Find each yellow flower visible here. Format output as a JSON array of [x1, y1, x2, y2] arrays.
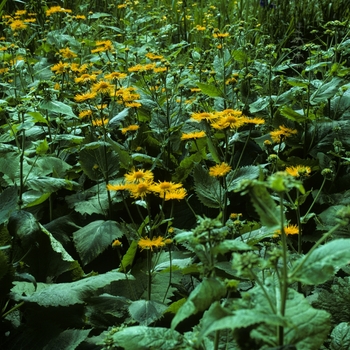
[[104, 72, 127, 81], [138, 236, 166, 251], [270, 125, 298, 143], [121, 125, 139, 134], [128, 63, 156, 72], [9, 19, 27, 31], [163, 188, 187, 201], [209, 162, 232, 177], [210, 113, 246, 130], [91, 80, 114, 94], [145, 52, 164, 60], [153, 66, 167, 73], [213, 32, 230, 38], [46, 6, 71, 16], [274, 224, 299, 237], [107, 183, 127, 191], [127, 181, 153, 198], [91, 40, 114, 53], [181, 131, 206, 140], [151, 181, 183, 197], [79, 110, 93, 119], [285, 165, 311, 178], [59, 47, 77, 59], [124, 168, 154, 183], [112, 239, 122, 247], [125, 102, 142, 108], [74, 91, 97, 102], [190, 112, 216, 122], [51, 61, 69, 74], [75, 73, 97, 84], [92, 117, 109, 127], [241, 117, 265, 125], [230, 213, 242, 219], [195, 25, 206, 31]]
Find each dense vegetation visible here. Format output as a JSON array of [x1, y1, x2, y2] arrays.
[[1, 0, 350, 349]]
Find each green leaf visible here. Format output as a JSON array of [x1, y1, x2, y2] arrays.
[[43, 329, 91, 350], [73, 220, 124, 266], [227, 166, 261, 192], [108, 108, 129, 128], [279, 105, 308, 122], [40, 100, 77, 119], [196, 82, 224, 98], [27, 111, 48, 125], [206, 136, 220, 163], [330, 322, 350, 350], [0, 152, 20, 182], [111, 326, 184, 350], [172, 151, 204, 183], [129, 300, 167, 326], [171, 277, 226, 329], [79, 141, 119, 181], [119, 240, 138, 272], [0, 187, 18, 225], [36, 157, 72, 177], [35, 138, 49, 155], [249, 183, 281, 228], [212, 239, 253, 255], [193, 165, 224, 208], [290, 239, 350, 285], [26, 177, 79, 192], [310, 77, 343, 104], [11, 270, 130, 307]]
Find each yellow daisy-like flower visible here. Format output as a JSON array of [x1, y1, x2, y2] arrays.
[[285, 165, 311, 178], [209, 162, 232, 177], [274, 224, 299, 237], [91, 40, 114, 53], [195, 25, 206, 31], [59, 47, 77, 59], [241, 117, 265, 125], [145, 52, 164, 60], [112, 239, 122, 247], [138, 236, 166, 251], [74, 91, 97, 102], [210, 114, 246, 130], [163, 188, 187, 201], [92, 117, 109, 127], [181, 131, 206, 140], [107, 183, 127, 191], [104, 72, 127, 81], [79, 110, 93, 119], [125, 102, 142, 108], [51, 61, 69, 74], [124, 168, 154, 184], [91, 80, 114, 95], [127, 181, 153, 198], [190, 112, 216, 122], [213, 32, 230, 38], [121, 125, 139, 134], [9, 19, 27, 31], [270, 125, 298, 143], [75, 73, 97, 84], [151, 181, 183, 197]]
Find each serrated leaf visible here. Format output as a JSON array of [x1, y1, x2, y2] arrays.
[[0, 187, 18, 225], [330, 322, 350, 350], [196, 82, 224, 98], [193, 165, 224, 208], [40, 100, 77, 118], [290, 239, 350, 285], [26, 177, 78, 192], [171, 277, 226, 329], [43, 329, 91, 350], [11, 270, 130, 306], [212, 239, 253, 255], [111, 326, 184, 350], [249, 183, 281, 228], [227, 166, 261, 192], [280, 105, 308, 122], [73, 220, 124, 266], [129, 300, 167, 326], [172, 151, 204, 183], [79, 141, 119, 181]]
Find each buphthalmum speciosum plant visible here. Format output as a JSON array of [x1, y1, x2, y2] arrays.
[[2, 1, 350, 350]]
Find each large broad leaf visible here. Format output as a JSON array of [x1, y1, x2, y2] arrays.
[[129, 300, 167, 326], [330, 322, 350, 350], [196, 82, 224, 98], [249, 183, 281, 228], [290, 239, 350, 285], [111, 326, 184, 350], [171, 277, 226, 329], [43, 329, 91, 350], [40, 100, 77, 119], [279, 105, 309, 122], [0, 187, 18, 225], [227, 166, 261, 192], [79, 141, 119, 181], [193, 165, 225, 209], [26, 176, 79, 192], [172, 151, 205, 183], [0, 152, 20, 183], [35, 157, 72, 177], [73, 220, 124, 266], [11, 270, 130, 307], [108, 108, 129, 128], [310, 77, 343, 104]]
